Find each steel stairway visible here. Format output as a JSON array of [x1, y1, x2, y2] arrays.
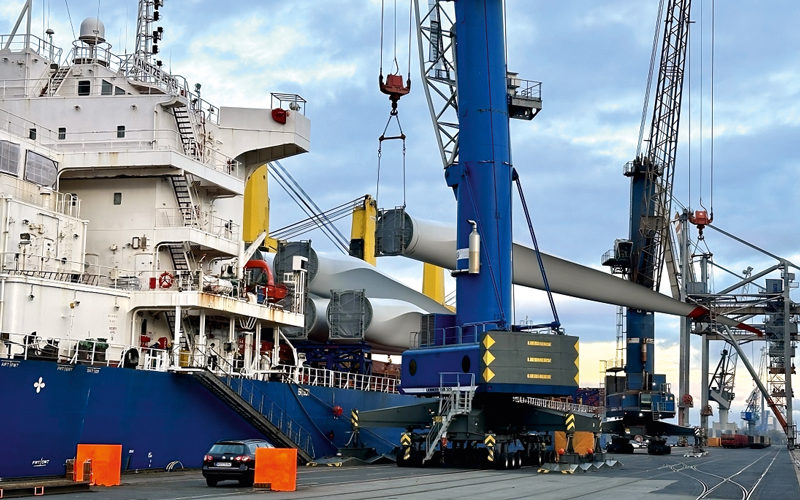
[[423, 374, 475, 463], [169, 175, 195, 226], [191, 369, 315, 463], [172, 106, 197, 157], [41, 67, 70, 96]]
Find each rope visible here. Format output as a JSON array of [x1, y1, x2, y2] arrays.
[[380, 0, 384, 76], [709, 0, 715, 217], [407, 0, 413, 78], [637, 0, 666, 158], [271, 197, 366, 240], [376, 112, 407, 208], [687, 20, 691, 211], [268, 161, 350, 252], [699, 0, 704, 207], [394, 0, 398, 72]]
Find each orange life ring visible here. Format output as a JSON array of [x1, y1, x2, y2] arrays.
[[159, 272, 174, 289]]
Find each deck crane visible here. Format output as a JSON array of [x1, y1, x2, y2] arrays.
[[602, 0, 695, 454]]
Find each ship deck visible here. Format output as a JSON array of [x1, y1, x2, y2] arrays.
[[54, 446, 799, 500]]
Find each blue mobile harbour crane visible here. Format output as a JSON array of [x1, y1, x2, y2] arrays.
[[601, 0, 696, 455], [357, 0, 600, 469]]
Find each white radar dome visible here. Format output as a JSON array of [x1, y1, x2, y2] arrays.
[[79, 17, 106, 44]]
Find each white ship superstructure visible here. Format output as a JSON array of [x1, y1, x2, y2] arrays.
[[0, 1, 310, 372]]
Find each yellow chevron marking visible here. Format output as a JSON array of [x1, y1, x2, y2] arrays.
[[566, 413, 576, 432], [483, 350, 495, 366], [483, 367, 495, 382], [483, 334, 495, 350], [484, 435, 496, 446]]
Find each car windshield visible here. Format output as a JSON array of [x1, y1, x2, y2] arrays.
[[209, 444, 246, 455]]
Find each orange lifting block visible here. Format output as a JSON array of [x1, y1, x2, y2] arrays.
[[75, 444, 122, 486], [690, 210, 710, 226], [254, 448, 297, 492], [379, 73, 411, 112]]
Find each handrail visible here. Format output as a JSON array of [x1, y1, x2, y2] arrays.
[[0, 103, 239, 176], [220, 373, 315, 459], [155, 208, 241, 242], [0, 33, 63, 63], [512, 395, 604, 415], [0, 331, 397, 394], [0, 256, 301, 318], [278, 364, 399, 394]]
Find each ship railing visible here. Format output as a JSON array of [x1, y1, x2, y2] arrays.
[[0, 33, 63, 65], [511, 395, 603, 415], [0, 106, 239, 177], [271, 93, 307, 116], [412, 321, 498, 348], [0, 331, 249, 374], [203, 352, 316, 458], [0, 331, 170, 369], [0, 257, 294, 312], [0, 174, 81, 217], [277, 364, 399, 394], [155, 208, 241, 242]]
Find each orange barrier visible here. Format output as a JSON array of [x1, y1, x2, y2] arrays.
[[75, 444, 122, 486], [254, 448, 297, 491], [707, 437, 721, 447], [555, 431, 595, 455]]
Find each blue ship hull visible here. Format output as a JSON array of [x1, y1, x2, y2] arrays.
[[0, 359, 412, 478]]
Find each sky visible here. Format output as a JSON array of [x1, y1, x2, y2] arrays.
[[4, 0, 799, 428]]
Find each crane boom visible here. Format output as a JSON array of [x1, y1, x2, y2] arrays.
[[631, 0, 691, 290], [603, 0, 694, 454]]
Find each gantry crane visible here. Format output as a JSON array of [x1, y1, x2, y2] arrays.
[[602, 0, 694, 454]]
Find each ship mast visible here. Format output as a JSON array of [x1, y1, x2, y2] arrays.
[[134, 0, 163, 64]]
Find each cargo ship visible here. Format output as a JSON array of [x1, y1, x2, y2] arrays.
[[0, 0, 437, 478]]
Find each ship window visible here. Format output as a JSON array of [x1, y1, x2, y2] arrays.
[[58, 127, 66, 140], [117, 126, 125, 138], [101, 79, 113, 96], [24, 150, 58, 187], [29, 128, 36, 140], [0, 140, 20, 175], [113, 192, 122, 205], [114, 86, 125, 95], [77, 80, 90, 96]]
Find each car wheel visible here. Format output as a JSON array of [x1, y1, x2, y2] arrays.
[[206, 477, 218, 487]]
